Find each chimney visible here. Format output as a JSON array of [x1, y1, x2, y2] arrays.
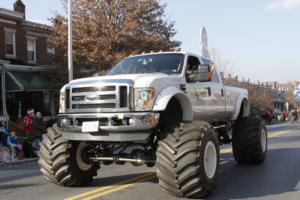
[[13, 0, 26, 18]]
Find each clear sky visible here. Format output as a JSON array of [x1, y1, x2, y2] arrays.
[[1, 0, 300, 83]]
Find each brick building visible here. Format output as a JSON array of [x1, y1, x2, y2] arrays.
[[224, 77, 286, 112], [0, 0, 57, 122]]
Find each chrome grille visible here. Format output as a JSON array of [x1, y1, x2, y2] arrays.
[[68, 84, 131, 112]]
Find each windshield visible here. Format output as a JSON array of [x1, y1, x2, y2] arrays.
[[107, 53, 184, 75]]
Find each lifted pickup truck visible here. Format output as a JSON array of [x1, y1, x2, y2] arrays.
[[39, 52, 267, 198]]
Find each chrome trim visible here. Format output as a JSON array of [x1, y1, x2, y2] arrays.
[[67, 81, 133, 113], [68, 79, 134, 87], [59, 112, 159, 142], [58, 112, 159, 132], [62, 131, 150, 142], [72, 100, 117, 105]]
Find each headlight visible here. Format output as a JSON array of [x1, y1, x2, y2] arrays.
[[134, 88, 156, 111], [59, 91, 66, 113]]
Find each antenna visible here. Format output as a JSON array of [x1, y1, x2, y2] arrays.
[[201, 27, 210, 59]]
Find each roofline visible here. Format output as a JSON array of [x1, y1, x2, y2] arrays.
[[128, 51, 187, 58], [23, 21, 52, 31], [0, 8, 24, 19], [127, 51, 211, 61], [2, 63, 54, 72], [0, 8, 52, 31]]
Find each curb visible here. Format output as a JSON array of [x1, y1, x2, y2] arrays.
[[0, 157, 38, 167]]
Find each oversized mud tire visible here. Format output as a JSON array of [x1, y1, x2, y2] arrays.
[[38, 124, 99, 186], [156, 122, 219, 198], [232, 116, 267, 164]]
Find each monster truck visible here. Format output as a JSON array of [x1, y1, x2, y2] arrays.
[[38, 52, 267, 198]]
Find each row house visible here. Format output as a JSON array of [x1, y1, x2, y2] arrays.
[[224, 78, 286, 112], [0, 0, 57, 122]]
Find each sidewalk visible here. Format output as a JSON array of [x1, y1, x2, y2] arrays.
[[0, 157, 38, 167]]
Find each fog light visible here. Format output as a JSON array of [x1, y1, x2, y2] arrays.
[[62, 118, 70, 126], [129, 118, 135, 125], [142, 113, 160, 127]]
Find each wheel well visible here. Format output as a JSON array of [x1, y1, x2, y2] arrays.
[[159, 97, 183, 128], [239, 98, 250, 118]]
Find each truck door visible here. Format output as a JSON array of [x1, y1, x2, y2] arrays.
[[185, 55, 226, 123], [209, 69, 227, 121]]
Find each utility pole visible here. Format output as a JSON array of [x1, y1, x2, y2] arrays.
[[68, 0, 73, 82]]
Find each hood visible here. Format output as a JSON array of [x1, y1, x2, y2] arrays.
[[67, 73, 182, 91]]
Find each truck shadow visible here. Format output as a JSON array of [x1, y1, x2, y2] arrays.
[[90, 172, 158, 188], [209, 148, 300, 200], [0, 171, 40, 185], [0, 183, 37, 190]]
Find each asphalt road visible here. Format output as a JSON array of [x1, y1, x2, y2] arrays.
[[1, 122, 300, 200]]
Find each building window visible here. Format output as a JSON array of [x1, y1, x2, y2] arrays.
[[5, 29, 16, 57], [27, 38, 36, 63], [47, 44, 55, 55]]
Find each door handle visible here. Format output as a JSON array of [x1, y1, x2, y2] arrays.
[[180, 84, 186, 93], [206, 87, 211, 96], [221, 89, 224, 97]]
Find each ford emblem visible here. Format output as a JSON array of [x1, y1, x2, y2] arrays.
[[86, 94, 98, 101]]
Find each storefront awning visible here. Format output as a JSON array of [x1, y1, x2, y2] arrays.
[[5, 71, 53, 92]]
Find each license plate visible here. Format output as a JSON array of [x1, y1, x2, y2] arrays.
[[82, 121, 99, 133]]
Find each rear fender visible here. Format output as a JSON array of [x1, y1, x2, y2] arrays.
[[232, 95, 250, 120]]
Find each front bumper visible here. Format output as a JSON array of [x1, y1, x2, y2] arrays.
[[57, 112, 159, 142]]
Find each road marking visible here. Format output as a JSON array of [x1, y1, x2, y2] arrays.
[[220, 148, 232, 154], [82, 174, 155, 200], [66, 129, 290, 200], [268, 130, 289, 138], [64, 173, 155, 200]]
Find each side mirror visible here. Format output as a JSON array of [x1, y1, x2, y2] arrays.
[[186, 65, 211, 82]]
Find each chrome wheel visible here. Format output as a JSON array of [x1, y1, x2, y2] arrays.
[[261, 129, 267, 152], [76, 142, 93, 171], [204, 141, 217, 179]]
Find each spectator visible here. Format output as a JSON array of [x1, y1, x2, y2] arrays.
[[0, 143, 10, 162], [262, 111, 268, 124], [0, 124, 10, 162], [276, 113, 281, 123], [281, 111, 287, 122], [23, 108, 35, 136], [23, 139, 37, 158], [292, 109, 298, 122], [0, 120, 8, 133], [7, 131, 23, 160], [32, 112, 45, 152], [266, 110, 273, 125]]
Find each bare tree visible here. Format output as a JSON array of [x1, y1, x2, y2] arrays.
[[49, 0, 181, 86], [285, 91, 296, 108], [210, 47, 236, 78]]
